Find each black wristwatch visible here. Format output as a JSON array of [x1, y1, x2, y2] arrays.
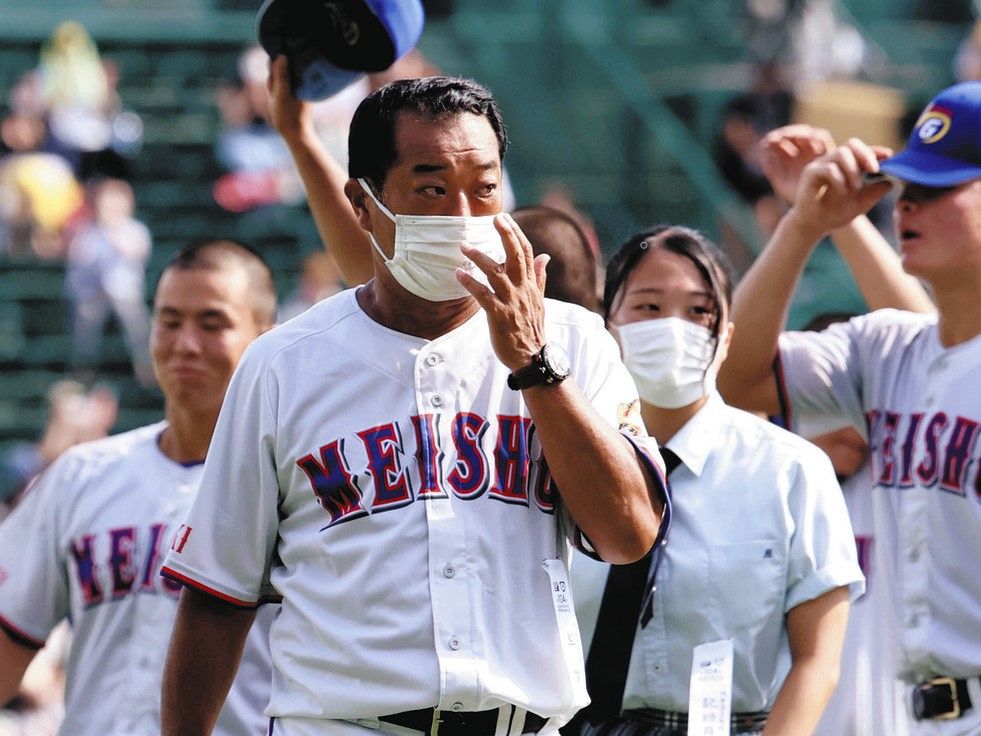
[[507, 343, 571, 390]]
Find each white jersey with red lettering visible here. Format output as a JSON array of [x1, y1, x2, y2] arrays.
[[0, 423, 273, 736], [162, 289, 663, 734], [778, 308, 981, 736]]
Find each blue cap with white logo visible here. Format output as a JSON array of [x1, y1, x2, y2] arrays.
[[879, 82, 981, 186], [257, 0, 425, 101]]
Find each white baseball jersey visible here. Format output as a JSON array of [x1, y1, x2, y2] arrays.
[[778, 308, 981, 735], [814, 462, 910, 736], [162, 289, 662, 734], [571, 393, 864, 714], [0, 423, 274, 736]]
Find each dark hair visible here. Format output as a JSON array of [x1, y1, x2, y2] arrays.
[[348, 75, 509, 189], [511, 206, 599, 311], [602, 225, 734, 342], [159, 238, 278, 326]]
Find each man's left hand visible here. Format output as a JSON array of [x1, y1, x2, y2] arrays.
[[457, 213, 550, 373]]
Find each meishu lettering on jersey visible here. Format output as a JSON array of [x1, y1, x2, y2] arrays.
[[867, 408, 981, 494], [71, 522, 183, 607], [297, 412, 556, 529]]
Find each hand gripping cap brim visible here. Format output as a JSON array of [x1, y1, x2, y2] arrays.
[[257, 0, 425, 102]]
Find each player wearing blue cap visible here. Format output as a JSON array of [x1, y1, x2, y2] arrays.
[[720, 82, 981, 735]]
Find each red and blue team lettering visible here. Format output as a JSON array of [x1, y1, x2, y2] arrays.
[[70, 522, 184, 607], [296, 412, 556, 529], [866, 409, 981, 495]]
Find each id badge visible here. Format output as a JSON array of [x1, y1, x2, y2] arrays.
[[543, 558, 589, 707], [687, 639, 734, 736]]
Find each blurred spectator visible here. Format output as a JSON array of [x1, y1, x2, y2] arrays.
[[76, 58, 144, 181], [213, 45, 305, 213], [65, 178, 153, 384], [0, 380, 117, 516], [714, 96, 775, 205], [278, 251, 344, 322], [0, 111, 83, 260], [37, 22, 142, 181]]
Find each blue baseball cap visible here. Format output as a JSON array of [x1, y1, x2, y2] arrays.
[[879, 82, 981, 186], [257, 0, 425, 101]]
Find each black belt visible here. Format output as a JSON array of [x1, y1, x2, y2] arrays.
[[912, 676, 976, 720], [622, 707, 769, 732], [380, 706, 548, 735]]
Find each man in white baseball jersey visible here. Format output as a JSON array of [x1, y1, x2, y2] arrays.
[[0, 239, 277, 735], [719, 82, 981, 735], [160, 75, 666, 736], [752, 126, 934, 736]]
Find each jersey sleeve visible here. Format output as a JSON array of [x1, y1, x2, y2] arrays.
[[784, 445, 866, 611], [0, 459, 75, 648], [161, 346, 280, 606], [776, 317, 868, 439]]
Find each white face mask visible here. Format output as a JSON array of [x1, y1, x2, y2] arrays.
[[359, 179, 506, 302], [616, 317, 722, 409]]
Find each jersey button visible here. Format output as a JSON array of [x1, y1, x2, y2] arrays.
[[430, 394, 444, 407], [448, 636, 461, 650], [908, 547, 921, 562], [442, 564, 456, 578], [425, 353, 442, 367]]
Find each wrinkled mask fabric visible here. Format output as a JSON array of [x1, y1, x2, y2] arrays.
[[617, 317, 720, 409], [359, 179, 505, 301]]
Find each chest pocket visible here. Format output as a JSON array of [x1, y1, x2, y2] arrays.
[[709, 540, 785, 631]]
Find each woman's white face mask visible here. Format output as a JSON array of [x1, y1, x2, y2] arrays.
[[359, 179, 506, 302], [616, 317, 726, 409]]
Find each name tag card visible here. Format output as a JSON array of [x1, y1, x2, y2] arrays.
[[687, 639, 734, 736], [543, 558, 589, 706]]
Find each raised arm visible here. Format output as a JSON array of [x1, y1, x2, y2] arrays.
[[460, 214, 662, 564], [267, 55, 375, 285], [719, 136, 893, 414], [759, 124, 932, 314], [161, 588, 257, 736]]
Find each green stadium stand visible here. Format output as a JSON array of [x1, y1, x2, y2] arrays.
[[0, 0, 971, 444]]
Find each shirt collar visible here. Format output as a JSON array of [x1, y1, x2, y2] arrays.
[[664, 391, 726, 477]]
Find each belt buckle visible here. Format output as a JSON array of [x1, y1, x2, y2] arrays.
[[924, 676, 961, 720], [430, 708, 442, 736]]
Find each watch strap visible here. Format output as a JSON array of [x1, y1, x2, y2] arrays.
[[507, 359, 548, 390]]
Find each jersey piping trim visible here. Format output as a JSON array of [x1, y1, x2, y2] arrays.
[[159, 566, 258, 608], [622, 432, 672, 555], [0, 614, 45, 650], [771, 352, 793, 429]]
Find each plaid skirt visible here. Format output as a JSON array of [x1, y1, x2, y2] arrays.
[[575, 708, 766, 736]]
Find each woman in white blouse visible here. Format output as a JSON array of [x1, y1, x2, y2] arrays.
[[569, 225, 864, 736]]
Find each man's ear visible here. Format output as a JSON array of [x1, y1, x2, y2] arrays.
[[344, 178, 373, 232]]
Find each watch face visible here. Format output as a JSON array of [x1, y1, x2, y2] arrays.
[[542, 343, 571, 378]]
